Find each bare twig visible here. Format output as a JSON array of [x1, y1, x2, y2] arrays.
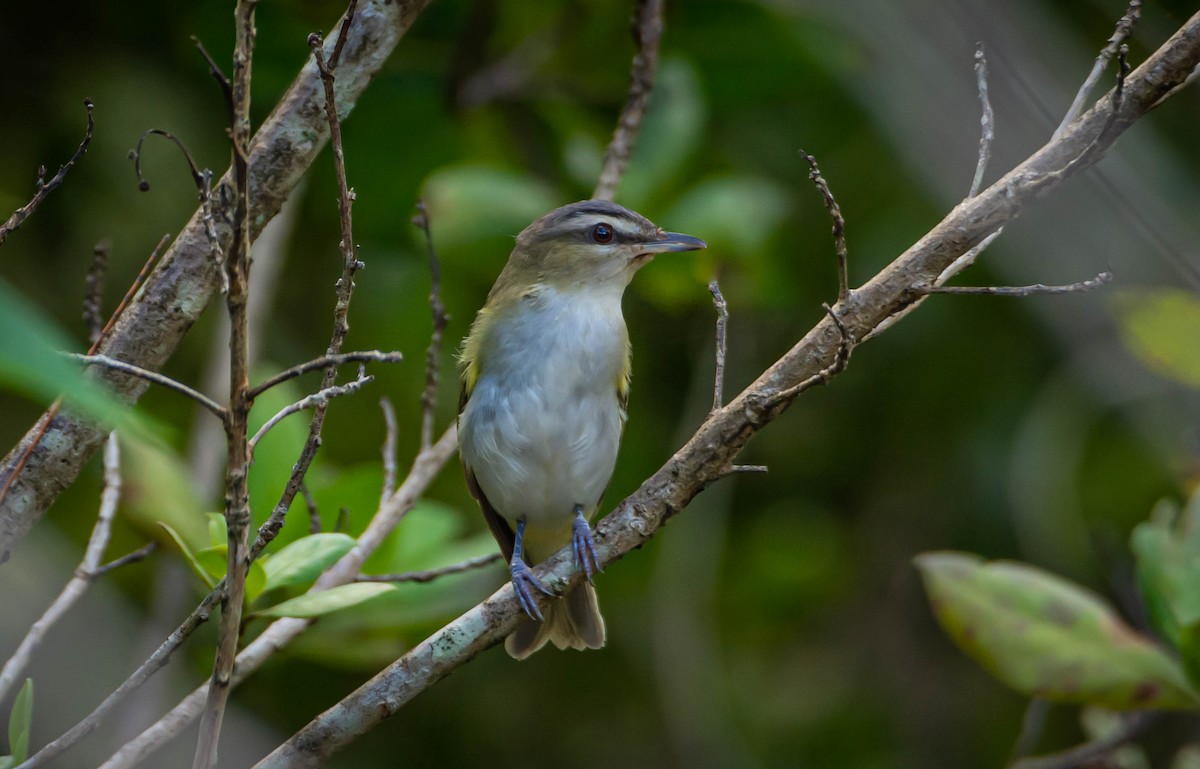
[[969, 43, 995, 198], [194, 1, 259, 765], [91, 541, 158, 578], [1009, 712, 1156, 769], [918, 271, 1112, 297], [131, 129, 209, 195], [708, 280, 728, 413], [593, 0, 664, 201], [130, 128, 223, 289], [357, 553, 501, 583], [379, 397, 398, 506], [70, 354, 226, 418], [800, 151, 850, 304], [248, 350, 403, 400], [0, 434, 121, 703], [0, 98, 95, 247], [83, 241, 110, 345], [328, 0, 361, 70], [1115, 44, 1131, 110], [1054, 0, 1142, 139], [412, 200, 448, 450], [299, 484, 321, 535], [248, 27, 368, 558], [192, 38, 233, 121], [248, 369, 373, 455]]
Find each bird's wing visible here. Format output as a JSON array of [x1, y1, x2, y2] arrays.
[[459, 369, 516, 562]]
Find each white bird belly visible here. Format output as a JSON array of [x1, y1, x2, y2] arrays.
[[460, 288, 627, 530]]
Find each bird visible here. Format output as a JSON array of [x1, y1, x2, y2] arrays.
[[457, 199, 706, 659]]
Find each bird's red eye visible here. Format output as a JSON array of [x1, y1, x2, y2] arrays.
[[591, 222, 614, 244]]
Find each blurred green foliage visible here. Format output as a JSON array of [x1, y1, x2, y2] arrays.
[[3, 0, 1200, 767]]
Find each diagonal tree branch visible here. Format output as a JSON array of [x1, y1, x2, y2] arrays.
[[252, 13, 1200, 767], [0, 0, 434, 560]]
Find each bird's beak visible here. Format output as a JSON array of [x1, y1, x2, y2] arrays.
[[637, 232, 707, 255]]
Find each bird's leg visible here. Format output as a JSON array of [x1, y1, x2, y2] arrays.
[[572, 504, 601, 583], [510, 517, 553, 621]]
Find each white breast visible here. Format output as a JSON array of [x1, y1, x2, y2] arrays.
[[459, 286, 627, 530]]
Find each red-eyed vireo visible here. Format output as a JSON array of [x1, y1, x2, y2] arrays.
[[458, 200, 706, 659]]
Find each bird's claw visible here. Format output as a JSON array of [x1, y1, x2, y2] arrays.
[[572, 506, 601, 583], [510, 557, 553, 621]]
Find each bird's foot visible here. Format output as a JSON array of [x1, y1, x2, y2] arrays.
[[572, 505, 601, 583], [510, 557, 553, 621]]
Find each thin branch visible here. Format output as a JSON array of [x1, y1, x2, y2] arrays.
[[248, 27, 368, 558], [91, 541, 157, 578], [917, 271, 1112, 297], [195, 0, 259, 764], [969, 43, 995, 198], [412, 200, 448, 450], [70, 354, 226, 418], [357, 553, 502, 584], [93, 233, 172, 353], [83, 240, 110, 346], [0, 433, 121, 703], [328, 0, 361, 70], [800, 151, 850, 304], [1009, 712, 1156, 769], [1054, 0, 1142, 140], [0, 98, 95, 247], [593, 0, 664, 201], [248, 369, 373, 455], [379, 397, 398, 507], [248, 350, 403, 400], [708, 280, 728, 413], [192, 38, 233, 122], [298, 484, 321, 535]]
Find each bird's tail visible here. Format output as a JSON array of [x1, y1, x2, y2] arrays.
[[505, 582, 606, 660]]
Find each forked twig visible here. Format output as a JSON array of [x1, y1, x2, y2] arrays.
[[0, 98, 95, 246]]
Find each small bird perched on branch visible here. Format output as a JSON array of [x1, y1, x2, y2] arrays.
[[458, 200, 706, 659]]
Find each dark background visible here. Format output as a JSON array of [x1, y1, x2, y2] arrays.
[[2, 0, 1199, 766]]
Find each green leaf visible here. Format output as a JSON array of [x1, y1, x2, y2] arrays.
[[1112, 288, 1200, 388], [1131, 495, 1200, 686], [916, 551, 1199, 710], [7, 678, 32, 764], [0, 279, 146, 433], [254, 583, 397, 619], [158, 522, 214, 589], [262, 533, 356, 593], [194, 546, 268, 603], [207, 513, 227, 548]]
